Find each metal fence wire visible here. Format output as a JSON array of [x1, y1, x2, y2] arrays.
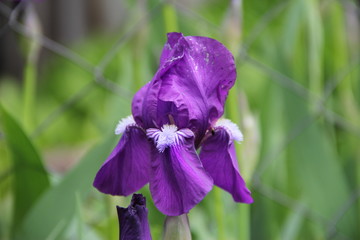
[[0, 0, 359, 239]]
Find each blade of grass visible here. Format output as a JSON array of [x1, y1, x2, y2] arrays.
[[22, 4, 41, 132], [162, 1, 179, 33], [224, 0, 252, 239], [14, 134, 116, 240], [280, 203, 306, 240], [0, 104, 50, 234]]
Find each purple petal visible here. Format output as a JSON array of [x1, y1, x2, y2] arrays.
[[132, 34, 187, 129], [93, 126, 151, 196], [132, 33, 236, 146], [159, 32, 185, 67], [117, 194, 152, 240], [149, 135, 213, 216], [199, 128, 253, 203], [132, 83, 150, 128], [163, 34, 236, 128]]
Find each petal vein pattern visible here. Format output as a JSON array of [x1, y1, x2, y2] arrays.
[[93, 126, 151, 196], [150, 136, 213, 216], [94, 32, 253, 217], [199, 128, 253, 203], [132, 33, 236, 146]]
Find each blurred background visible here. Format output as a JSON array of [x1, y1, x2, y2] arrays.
[[0, 0, 359, 239]]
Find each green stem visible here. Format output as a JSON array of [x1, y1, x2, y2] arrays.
[[105, 196, 114, 240], [214, 188, 225, 240], [132, 0, 148, 92], [22, 4, 41, 132], [23, 57, 37, 132], [226, 89, 251, 240], [239, 204, 250, 240], [75, 193, 84, 240], [224, 0, 251, 237], [163, 214, 191, 240], [162, 1, 179, 33]]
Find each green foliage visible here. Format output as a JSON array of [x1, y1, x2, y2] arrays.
[[13, 135, 116, 240], [0, 105, 50, 234], [0, 0, 359, 239]]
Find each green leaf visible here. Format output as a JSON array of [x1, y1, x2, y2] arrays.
[[0, 104, 50, 232], [14, 134, 116, 240]]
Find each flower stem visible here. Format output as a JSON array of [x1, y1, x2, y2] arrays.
[[162, 1, 179, 33], [22, 4, 41, 132], [239, 204, 250, 240], [214, 188, 225, 240], [23, 58, 37, 132], [163, 214, 191, 240], [227, 87, 252, 240], [223, 1, 252, 238]]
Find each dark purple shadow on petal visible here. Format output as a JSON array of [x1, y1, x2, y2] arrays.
[[199, 128, 253, 203], [132, 83, 150, 128], [135, 34, 187, 129], [117, 194, 152, 240], [93, 126, 151, 196], [149, 135, 213, 216]]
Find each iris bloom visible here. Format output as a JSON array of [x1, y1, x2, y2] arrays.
[[117, 194, 152, 240], [94, 32, 253, 216]]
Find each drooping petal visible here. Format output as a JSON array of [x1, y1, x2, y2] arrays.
[[149, 132, 213, 216], [93, 126, 151, 196], [117, 194, 152, 240], [199, 128, 253, 203], [132, 33, 236, 145]]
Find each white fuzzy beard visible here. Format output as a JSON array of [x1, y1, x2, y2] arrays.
[[115, 115, 136, 135], [146, 125, 189, 152], [215, 118, 243, 142]]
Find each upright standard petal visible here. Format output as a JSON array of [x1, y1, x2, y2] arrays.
[[117, 194, 152, 240], [199, 128, 253, 203], [132, 33, 186, 130], [132, 83, 150, 128], [149, 132, 213, 216], [157, 33, 237, 143], [93, 126, 151, 196], [132, 33, 236, 146]]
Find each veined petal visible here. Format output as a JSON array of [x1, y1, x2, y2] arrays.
[[132, 33, 236, 145], [159, 33, 236, 145], [149, 135, 213, 216], [117, 194, 152, 240], [131, 34, 187, 129], [93, 126, 151, 196], [159, 32, 186, 69], [199, 127, 253, 203]]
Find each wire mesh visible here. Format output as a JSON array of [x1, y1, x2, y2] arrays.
[[0, 0, 359, 239]]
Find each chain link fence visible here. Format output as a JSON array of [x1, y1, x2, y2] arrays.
[[1, 0, 359, 239]]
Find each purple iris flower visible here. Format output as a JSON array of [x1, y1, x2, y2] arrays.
[[117, 194, 152, 240], [94, 32, 253, 216]]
